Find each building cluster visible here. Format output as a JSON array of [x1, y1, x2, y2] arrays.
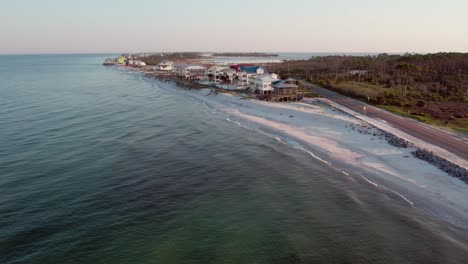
[[104, 55, 303, 102], [103, 56, 146, 67], [155, 60, 303, 101]]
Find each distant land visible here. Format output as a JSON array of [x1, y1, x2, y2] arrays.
[[212, 52, 278, 57]]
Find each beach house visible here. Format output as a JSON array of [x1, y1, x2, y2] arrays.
[[117, 56, 126, 65], [174, 64, 206, 80], [206, 66, 228, 83], [185, 66, 206, 80], [135, 61, 146, 67], [158, 60, 174, 71], [173, 64, 187, 76], [251, 74, 279, 95], [221, 68, 238, 84], [270, 78, 303, 102], [237, 66, 267, 89]]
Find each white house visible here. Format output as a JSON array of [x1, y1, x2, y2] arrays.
[[238, 66, 267, 88], [184, 65, 206, 80], [135, 61, 146, 67], [206, 66, 228, 83], [251, 74, 279, 94], [173, 64, 189, 76], [173, 65, 206, 79], [158, 60, 174, 71], [239, 66, 267, 88], [221, 68, 238, 84]]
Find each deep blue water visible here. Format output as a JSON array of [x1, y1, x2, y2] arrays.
[[0, 55, 467, 263]]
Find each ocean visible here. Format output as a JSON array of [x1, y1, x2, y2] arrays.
[[0, 54, 467, 263]]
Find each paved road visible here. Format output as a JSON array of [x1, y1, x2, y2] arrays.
[[302, 82, 468, 160]]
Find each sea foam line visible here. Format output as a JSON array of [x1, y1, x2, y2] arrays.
[[299, 147, 332, 166], [361, 176, 415, 207], [194, 92, 417, 209], [225, 115, 351, 179], [223, 102, 417, 208], [151, 76, 419, 210]]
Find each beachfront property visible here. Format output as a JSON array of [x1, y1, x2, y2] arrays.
[[238, 66, 267, 89], [204, 64, 285, 95], [105, 54, 301, 101], [173, 64, 206, 80], [126, 59, 146, 67], [158, 60, 174, 71], [104, 53, 305, 102], [172, 64, 186, 76], [203, 65, 275, 90], [221, 68, 238, 85], [135, 61, 146, 67], [270, 78, 303, 102], [185, 66, 206, 80], [118, 56, 126, 65], [103, 56, 127, 66], [206, 66, 228, 83], [250, 74, 279, 95]]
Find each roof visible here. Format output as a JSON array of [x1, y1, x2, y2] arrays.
[[272, 79, 299, 89], [209, 66, 228, 71], [238, 66, 268, 74], [254, 74, 278, 82], [186, 65, 206, 70], [221, 68, 236, 73]]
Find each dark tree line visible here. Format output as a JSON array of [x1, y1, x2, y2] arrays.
[[267, 53, 468, 103], [137, 52, 205, 65]]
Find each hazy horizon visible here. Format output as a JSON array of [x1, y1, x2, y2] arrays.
[[1, 0, 467, 55], [0, 51, 408, 56]]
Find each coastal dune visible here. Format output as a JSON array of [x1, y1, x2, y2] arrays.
[[151, 79, 468, 231]]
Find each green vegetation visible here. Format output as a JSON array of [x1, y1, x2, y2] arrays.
[[267, 53, 468, 134], [381, 105, 468, 135], [330, 81, 389, 99]]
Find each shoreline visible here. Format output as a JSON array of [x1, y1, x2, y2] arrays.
[[130, 70, 468, 231], [138, 66, 468, 177], [315, 99, 468, 183], [109, 65, 468, 229]]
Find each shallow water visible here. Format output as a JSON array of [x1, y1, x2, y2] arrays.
[[0, 55, 467, 263]]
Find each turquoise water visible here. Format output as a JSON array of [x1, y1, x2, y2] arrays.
[[0, 55, 467, 263]]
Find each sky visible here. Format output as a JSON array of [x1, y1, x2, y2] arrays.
[[1, 0, 467, 54]]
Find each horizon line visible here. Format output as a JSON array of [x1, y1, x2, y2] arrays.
[[1, 50, 467, 56]]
